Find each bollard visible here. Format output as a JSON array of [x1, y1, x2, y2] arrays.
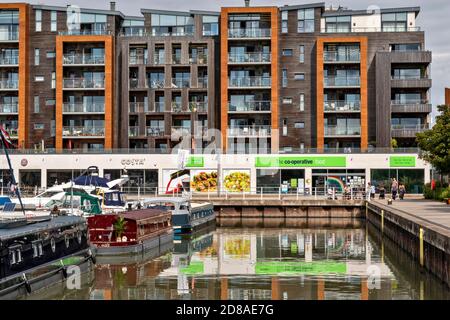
[[365, 202, 368, 219], [381, 209, 384, 233], [261, 187, 263, 201], [419, 228, 424, 267]]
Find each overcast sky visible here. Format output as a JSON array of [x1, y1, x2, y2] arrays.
[[8, 0, 450, 115]]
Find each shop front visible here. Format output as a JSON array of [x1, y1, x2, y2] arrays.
[[312, 169, 366, 194], [256, 169, 305, 194]]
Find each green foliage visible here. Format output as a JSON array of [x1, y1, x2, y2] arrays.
[[113, 216, 127, 239], [423, 183, 450, 201], [416, 105, 450, 175], [391, 138, 398, 148]]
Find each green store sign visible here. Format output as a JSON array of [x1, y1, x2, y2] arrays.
[[255, 261, 347, 275], [255, 156, 346, 168], [180, 261, 204, 275], [185, 156, 204, 167], [389, 156, 416, 167]]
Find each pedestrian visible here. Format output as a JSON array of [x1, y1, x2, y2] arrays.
[[399, 183, 406, 200], [379, 184, 385, 199], [391, 178, 398, 200], [370, 183, 376, 199]]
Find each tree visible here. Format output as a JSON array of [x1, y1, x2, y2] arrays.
[[416, 105, 450, 176]]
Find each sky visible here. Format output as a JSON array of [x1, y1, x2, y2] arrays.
[[6, 0, 450, 116]]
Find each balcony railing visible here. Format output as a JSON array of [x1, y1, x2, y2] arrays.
[[391, 124, 429, 137], [171, 78, 190, 88], [0, 103, 18, 114], [228, 101, 271, 112], [172, 54, 182, 64], [0, 30, 19, 41], [197, 77, 208, 89], [0, 56, 19, 65], [62, 126, 105, 137], [189, 102, 207, 112], [390, 100, 431, 113], [58, 30, 111, 36], [171, 126, 191, 136], [0, 80, 19, 90], [63, 54, 105, 65], [63, 78, 105, 89], [324, 100, 361, 112], [391, 124, 429, 131], [324, 77, 360, 87], [228, 52, 271, 63], [228, 125, 271, 137], [129, 55, 147, 65], [324, 125, 361, 136], [229, 76, 271, 88], [153, 55, 165, 65], [171, 102, 184, 113], [323, 51, 360, 62], [147, 79, 165, 89], [7, 128, 18, 137], [228, 28, 271, 38], [129, 126, 140, 137], [391, 75, 428, 80], [63, 103, 105, 113], [189, 54, 208, 64], [146, 126, 165, 137], [322, 27, 421, 33]]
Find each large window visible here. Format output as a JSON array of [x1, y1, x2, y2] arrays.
[[299, 45, 305, 63], [151, 14, 194, 36], [202, 15, 218, 36], [282, 69, 287, 88], [281, 11, 288, 33], [297, 9, 315, 32], [325, 16, 351, 33], [122, 19, 145, 36], [382, 12, 407, 32], [35, 10, 42, 32], [51, 11, 57, 32], [0, 10, 19, 41], [371, 169, 424, 194]]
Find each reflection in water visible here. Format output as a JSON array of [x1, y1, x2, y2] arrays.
[[27, 220, 449, 300]]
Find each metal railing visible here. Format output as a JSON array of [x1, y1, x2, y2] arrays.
[[0, 30, 19, 41], [189, 102, 208, 112], [324, 125, 361, 136], [197, 77, 208, 89], [62, 126, 105, 137], [63, 78, 105, 89], [129, 102, 147, 113], [229, 76, 271, 88], [324, 76, 360, 87], [58, 30, 112, 36], [6, 128, 18, 137], [153, 55, 165, 65], [171, 54, 182, 64], [324, 51, 360, 62], [63, 54, 105, 65], [322, 27, 421, 33], [0, 56, 19, 65], [171, 78, 190, 88], [391, 124, 429, 130], [391, 75, 429, 80], [128, 126, 140, 137], [63, 103, 105, 113], [228, 28, 271, 38], [171, 126, 191, 136], [228, 101, 271, 112], [171, 102, 184, 113], [324, 100, 361, 112], [228, 125, 271, 137], [189, 54, 208, 64], [146, 126, 165, 137], [0, 103, 18, 113], [147, 79, 165, 89], [129, 55, 147, 65], [0, 79, 19, 89], [391, 99, 429, 105], [228, 52, 271, 63]]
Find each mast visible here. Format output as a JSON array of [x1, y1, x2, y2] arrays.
[[0, 130, 26, 216]]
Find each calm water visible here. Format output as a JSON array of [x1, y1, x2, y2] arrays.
[[27, 219, 450, 300]]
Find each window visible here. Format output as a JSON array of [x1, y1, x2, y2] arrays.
[[34, 96, 40, 113], [34, 48, 40, 65], [34, 123, 44, 130], [51, 11, 57, 31], [282, 97, 293, 104], [282, 69, 288, 88], [382, 12, 407, 32], [46, 51, 56, 59], [281, 11, 288, 33], [294, 73, 305, 80], [35, 10, 42, 32], [51, 72, 56, 89], [51, 120, 56, 137], [300, 143, 305, 150], [35, 76, 44, 82], [299, 45, 305, 63], [282, 49, 293, 56], [282, 119, 288, 136], [298, 9, 315, 32], [390, 43, 421, 52], [202, 15, 218, 36], [325, 16, 351, 33], [294, 122, 305, 129], [299, 94, 305, 111], [46, 99, 56, 106]]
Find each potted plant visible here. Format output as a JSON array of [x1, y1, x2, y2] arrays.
[[189, 102, 197, 112], [113, 216, 127, 240]]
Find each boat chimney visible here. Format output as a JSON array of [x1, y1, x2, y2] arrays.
[[110, 1, 116, 11], [245, 0, 250, 7]]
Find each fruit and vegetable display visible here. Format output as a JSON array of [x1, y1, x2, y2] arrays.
[[190, 171, 218, 192], [223, 171, 251, 192], [224, 238, 250, 258]]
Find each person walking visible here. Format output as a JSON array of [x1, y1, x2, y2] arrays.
[[399, 183, 406, 200], [379, 183, 385, 199], [391, 178, 398, 200], [370, 182, 376, 199]]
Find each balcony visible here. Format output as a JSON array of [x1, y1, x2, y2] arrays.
[[146, 126, 165, 137], [0, 56, 19, 66], [171, 126, 191, 136], [129, 55, 147, 65], [196, 77, 208, 89], [7, 128, 18, 138], [323, 51, 360, 63], [228, 76, 271, 89], [391, 124, 429, 138], [0, 103, 18, 114], [391, 100, 432, 113], [388, 51, 432, 64], [228, 53, 271, 64], [129, 102, 165, 113], [63, 78, 105, 90], [322, 26, 421, 33], [324, 76, 360, 88], [228, 28, 271, 39], [171, 54, 182, 64], [129, 126, 140, 137], [63, 54, 105, 65], [189, 54, 208, 65], [153, 55, 165, 65], [147, 79, 165, 89], [58, 30, 111, 36], [0, 80, 19, 90], [189, 102, 208, 113], [324, 125, 361, 137], [324, 101, 361, 113], [171, 78, 190, 88], [62, 126, 105, 137], [228, 101, 271, 113], [228, 125, 271, 137], [63, 103, 105, 114], [0, 31, 19, 42], [391, 76, 431, 89]]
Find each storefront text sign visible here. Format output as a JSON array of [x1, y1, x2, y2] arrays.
[[185, 156, 204, 168], [121, 159, 146, 166], [389, 156, 416, 167], [255, 156, 346, 168]]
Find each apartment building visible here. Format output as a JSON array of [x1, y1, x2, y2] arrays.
[[0, 1, 433, 152]]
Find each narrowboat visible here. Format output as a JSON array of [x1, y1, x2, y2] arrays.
[[0, 216, 95, 300], [143, 197, 216, 234], [87, 208, 173, 256]]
